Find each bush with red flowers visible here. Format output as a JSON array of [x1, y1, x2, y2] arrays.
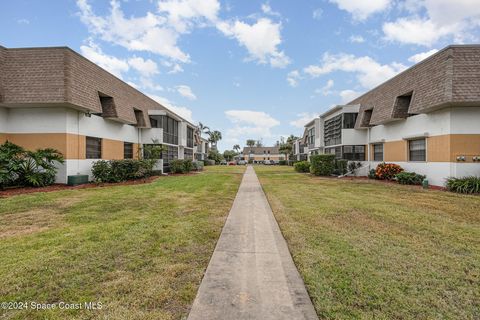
[[375, 162, 403, 180]]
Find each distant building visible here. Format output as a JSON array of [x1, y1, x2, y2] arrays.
[[241, 146, 285, 163]]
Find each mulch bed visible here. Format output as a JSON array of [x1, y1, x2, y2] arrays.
[[333, 175, 446, 190], [0, 171, 206, 198], [0, 176, 161, 198]]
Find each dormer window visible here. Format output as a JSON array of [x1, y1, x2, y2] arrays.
[[392, 92, 413, 119], [98, 92, 117, 117], [134, 109, 146, 127]]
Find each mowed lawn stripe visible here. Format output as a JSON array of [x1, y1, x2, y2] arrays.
[[0, 166, 244, 320], [255, 166, 480, 320]]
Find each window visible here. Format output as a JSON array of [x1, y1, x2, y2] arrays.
[[324, 115, 342, 146], [409, 138, 426, 161], [187, 127, 194, 148], [124, 142, 133, 159], [360, 109, 373, 127], [342, 145, 365, 161], [373, 144, 383, 161], [148, 115, 179, 144], [134, 109, 146, 127], [86, 137, 102, 159], [149, 116, 159, 128], [393, 92, 413, 118], [184, 148, 193, 159], [308, 127, 315, 145], [98, 93, 117, 117], [343, 113, 358, 129]]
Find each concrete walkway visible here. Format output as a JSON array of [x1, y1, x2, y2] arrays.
[[188, 166, 318, 320]]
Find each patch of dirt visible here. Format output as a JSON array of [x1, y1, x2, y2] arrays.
[[0, 208, 60, 238]]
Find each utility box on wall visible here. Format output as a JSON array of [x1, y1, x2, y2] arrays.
[[67, 175, 89, 186]]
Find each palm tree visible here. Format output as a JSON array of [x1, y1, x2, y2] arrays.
[[197, 122, 210, 137], [233, 144, 241, 153], [208, 130, 222, 150], [246, 139, 255, 148]]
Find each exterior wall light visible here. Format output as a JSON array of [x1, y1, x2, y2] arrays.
[[473, 156, 480, 162], [456, 155, 466, 161]]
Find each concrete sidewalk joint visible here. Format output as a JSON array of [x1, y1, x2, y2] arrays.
[[188, 166, 318, 320]]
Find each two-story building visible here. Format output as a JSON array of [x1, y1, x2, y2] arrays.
[[293, 45, 480, 186], [0, 45, 201, 182], [241, 146, 285, 164]]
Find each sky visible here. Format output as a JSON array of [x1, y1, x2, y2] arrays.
[[1, 0, 480, 151]]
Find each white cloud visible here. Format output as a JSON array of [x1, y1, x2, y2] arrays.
[[408, 49, 439, 63], [17, 18, 30, 25], [217, 18, 290, 68], [329, 0, 391, 20], [225, 110, 280, 141], [287, 70, 301, 87], [383, 0, 480, 46], [261, 3, 281, 17], [176, 85, 197, 100], [80, 41, 129, 78], [290, 112, 318, 128], [157, 0, 220, 33], [303, 53, 407, 89], [139, 77, 164, 91], [339, 89, 361, 103], [315, 79, 334, 96], [313, 8, 323, 20], [147, 94, 194, 122], [168, 63, 184, 74], [77, 0, 190, 62], [128, 56, 159, 77], [349, 35, 365, 43]]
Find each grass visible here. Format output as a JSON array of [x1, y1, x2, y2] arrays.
[[0, 166, 244, 320], [255, 166, 480, 320]]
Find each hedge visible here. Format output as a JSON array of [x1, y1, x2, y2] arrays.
[[310, 154, 335, 176], [446, 176, 480, 194], [294, 161, 310, 173], [395, 172, 425, 185], [91, 159, 155, 183]]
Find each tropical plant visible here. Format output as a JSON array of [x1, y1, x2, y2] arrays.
[[207, 149, 224, 164], [91, 159, 154, 183], [334, 159, 348, 175], [208, 130, 222, 149], [233, 144, 241, 153], [446, 176, 480, 194], [223, 150, 237, 162], [310, 154, 335, 176], [294, 161, 310, 173], [255, 140, 263, 147], [0, 141, 25, 188], [375, 162, 403, 180], [246, 139, 256, 148], [197, 122, 210, 137], [395, 172, 426, 185], [0, 141, 64, 188]]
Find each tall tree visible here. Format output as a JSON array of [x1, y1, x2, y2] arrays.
[[208, 130, 222, 150], [197, 122, 210, 137], [233, 144, 241, 153], [246, 139, 256, 148], [279, 135, 299, 162], [255, 140, 263, 147]]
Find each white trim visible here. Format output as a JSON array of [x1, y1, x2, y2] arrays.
[[402, 132, 429, 140]]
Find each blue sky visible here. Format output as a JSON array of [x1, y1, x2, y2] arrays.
[[1, 0, 480, 151]]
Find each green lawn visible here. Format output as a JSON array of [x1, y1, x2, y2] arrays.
[[0, 166, 244, 320], [255, 166, 480, 320]]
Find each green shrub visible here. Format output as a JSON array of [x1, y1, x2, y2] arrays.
[[446, 176, 480, 194], [334, 159, 348, 175], [193, 161, 204, 171], [91, 159, 154, 183], [294, 161, 310, 173], [170, 159, 184, 174], [183, 159, 194, 173], [0, 141, 64, 188], [310, 154, 335, 176], [395, 172, 426, 185], [279, 160, 287, 165]]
